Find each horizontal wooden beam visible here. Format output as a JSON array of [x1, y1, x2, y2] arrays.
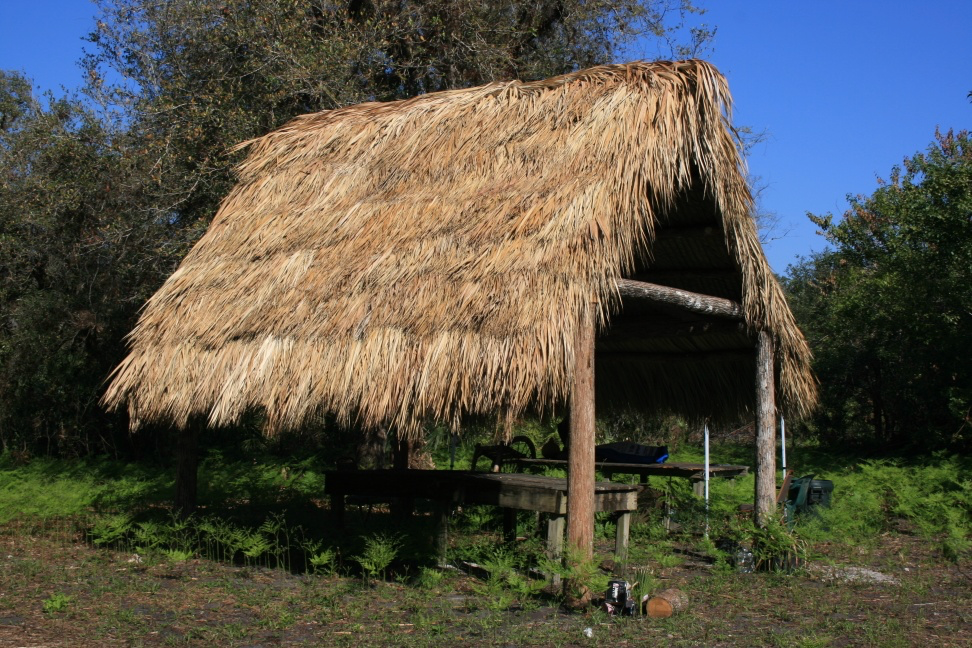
[[653, 225, 722, 240], [631, 269, 738, 283], [596, 349, 752, 363], [601, 318, 747, 339], [616, 279, 744, 320]]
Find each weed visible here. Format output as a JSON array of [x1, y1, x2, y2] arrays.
[[355, 533, 401, 582], [544, 545, 608, 604], [88, 513, 134, 548], [42, 592, 73, 614], [306, 546, 337, 575], [628, 564, 655, 611], [164, 548, 194, 563], [751, 516, 808, 572], [415, 566, 443, 589], [794, 456, 971, 563]]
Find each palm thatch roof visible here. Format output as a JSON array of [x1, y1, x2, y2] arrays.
[[104, 59, 816, 437]]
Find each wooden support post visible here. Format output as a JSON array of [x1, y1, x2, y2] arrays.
[[615, 512, 631, 561], [546, 515, 565, 587], [435, 503, 449, 568], [692, 479, 704, 497], [392, 433, 414, 517], [567, 308, 596, 561], [330, 492, 346, 527], [393, 435, 411, 470], [754, 329, 777, 526], [503, 508, 517, 543], [174, 422, 200, 517]]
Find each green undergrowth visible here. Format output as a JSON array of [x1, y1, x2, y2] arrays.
[[1, 441, 970, 646], [0, 454, 169, 524], [1, 444, 969, 591], [0, 450, 327, 523], [794, 454, 971, 560], [658, 444, 971, 563]]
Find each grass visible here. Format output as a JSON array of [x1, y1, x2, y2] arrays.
[[0, 442, 969, 646]]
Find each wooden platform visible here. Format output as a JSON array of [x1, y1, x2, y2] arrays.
[[325, 470, 641, 569]]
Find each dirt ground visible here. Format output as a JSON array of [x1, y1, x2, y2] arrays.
[[0, 525, 969, 647]]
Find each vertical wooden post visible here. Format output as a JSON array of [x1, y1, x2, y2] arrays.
[[615, 512, 631, 561], [755, 329, 777, 526], [435, 503, 449, 568], [567, 308, 596, 561], [503, 509, 517, 543], [393, 435, 411, 469], [392, 433, 414, 517], [174, 422, 200, 517], [546, 515, 565, 587]]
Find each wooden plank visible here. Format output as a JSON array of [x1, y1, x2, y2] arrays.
[[600, 317, 746, 339], [495, 487, 568, 514], [593, 491, 639, 512], [755, 329, 777, 526], [567, 308, 597, 560]]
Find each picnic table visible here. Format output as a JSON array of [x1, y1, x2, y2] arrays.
[[513, 458, 748, 494], [325, 469, 641, 569]]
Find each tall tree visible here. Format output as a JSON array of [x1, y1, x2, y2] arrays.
[[785, 130, 972, 450]]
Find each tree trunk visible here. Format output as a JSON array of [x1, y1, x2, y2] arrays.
[[567, 307, 596, 560], [870, 361, 885, 441], [754, 330, 777, 526], [174, 423, 200, 517]]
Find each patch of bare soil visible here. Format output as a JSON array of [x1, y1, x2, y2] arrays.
[[0, 526, 969, 647]]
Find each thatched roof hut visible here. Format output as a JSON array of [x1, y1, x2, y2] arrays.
[[104, 59, 816, 438]]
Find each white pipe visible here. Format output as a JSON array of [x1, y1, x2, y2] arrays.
[[704, 423, 710, 536], [780, 416, 787, 478]]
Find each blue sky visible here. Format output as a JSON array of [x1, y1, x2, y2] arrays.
[[2, 1, 970, 274]]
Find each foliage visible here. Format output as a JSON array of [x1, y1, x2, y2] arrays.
[[797, 455, 972, 562], [749, 515, 807, 572], [0, 72, 172, 455], [415, 565, 444, 589], [42, 592, 73, 615], [785, 130, 972, 450], [0, 453, 169, 523], [355, 533, 402, 582]]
